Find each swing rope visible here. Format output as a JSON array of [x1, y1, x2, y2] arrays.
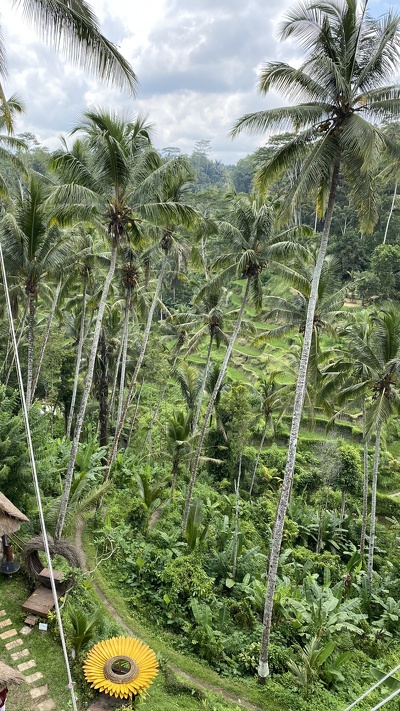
[[0, 242, 78, 711]]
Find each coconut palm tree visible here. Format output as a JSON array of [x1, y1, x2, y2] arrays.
[[0, 0, 137, 100], [336, 308, 400, 587], [53, 113, 198, 538], [181, 195, 276, 535], [231, 0, 400, 683], [106, 160, 199, 471], [0, 173, 76, 406], [53, 112, 154, 539]]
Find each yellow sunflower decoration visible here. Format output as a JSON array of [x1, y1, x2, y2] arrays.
[[83, 636, 158, 699]]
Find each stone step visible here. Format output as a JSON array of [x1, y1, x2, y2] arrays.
[[17, 659, 36, 672], [0, 618, 12, 628], [19, 625, 33, 636], [30, 684, 48, 700], [0, 628, 17, 640], [5, 638, 23, 650], [0, 610, 6, 617], [24, 671, 43, 684], [11, 648, 29, 661], [38, 699, 56, 711]]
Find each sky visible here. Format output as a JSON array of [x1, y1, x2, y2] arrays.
[[1, 0, 397, 164]]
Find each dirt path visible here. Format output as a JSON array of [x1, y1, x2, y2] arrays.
[[74, 519, 262, 711]]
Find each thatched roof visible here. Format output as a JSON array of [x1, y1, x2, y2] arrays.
[[0, 661, 24, 687], [0, 492, 29, 536]]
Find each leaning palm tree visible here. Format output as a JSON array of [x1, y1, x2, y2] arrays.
[[181, 195, 275, 535], [231, 0, 400, 683], [0, 173, 76, 406], [53, 111, 155, 539]]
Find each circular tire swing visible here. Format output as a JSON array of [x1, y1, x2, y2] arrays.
[[23, 534, 82, 591], [83, 636, 158, 704]]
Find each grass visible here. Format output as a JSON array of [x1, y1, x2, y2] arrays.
[[81, 524, 286, 711], [0, 574, 72, 711]]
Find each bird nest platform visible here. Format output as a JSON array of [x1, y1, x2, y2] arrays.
[[23, 534, 82, 590]]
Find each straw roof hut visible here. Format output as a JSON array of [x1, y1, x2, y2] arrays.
[[0, 660, 24, 687], [0, 492, 29, 537]]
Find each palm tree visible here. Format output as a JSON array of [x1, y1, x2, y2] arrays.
[[0, 1, 137, 100], [183, 285, 236, 435], [231, 0, 400, 683], [53, 111, 154, 539], [0, 173, 75, 406], [106, 160, 199, 471], [249, 373, 291, 496], [337, 308, 400, 587], [181, 195, 275, 535]]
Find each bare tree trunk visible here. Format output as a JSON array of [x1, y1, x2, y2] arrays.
[[107, 256, 167, 473], [232, 454, 242, 580], [360, 399, 369, 555], [257, 157, 340, 684], [367, 422, 381, 589], [191, 335, 213, 435], [109, 328, 124, 423], [97, 330, 109, 448], [383, 181, 397, 245], [249, 423, 267, 497], [182, 277, 251, 535], [31, 279, 62, 400], [126, 378, 144, 450], [66, 279, 87, 439], [26, 290, 36, 408], [116, 289, 131, 427], [55, 243, 118, 540], [4, 303, 28, 386]]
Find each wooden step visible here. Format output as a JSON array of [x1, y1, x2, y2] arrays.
[[22, 587, 62, 617]]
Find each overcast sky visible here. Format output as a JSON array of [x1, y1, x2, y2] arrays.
[[1, 0, 397, 163]]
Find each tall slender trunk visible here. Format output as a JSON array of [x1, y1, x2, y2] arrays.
[[55, 243, 118, 540], [257, 156, 340, 684], [66, 278, 87, 439], [367, 422, 381, 589], [191, 335, 213, 435], [31, 279, 62, 400], [182, 277, 251, 535], [126, 378, 144, 450], [360, 399, 369, 555], [97, 330, 109, 448], [249, 422, 268, 497], [109, 328, 124, 422], [116, 288, 131, 427], [232, 454, 242, 580], [4, 303, 28, 386], [26, 289, 36, 408], [383, 181, 397, 245], [106, 255, 168, 473]]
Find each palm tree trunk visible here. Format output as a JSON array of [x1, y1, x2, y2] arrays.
[[4, 302, 28, 386], [26, 290, 36, 408], [249, 423, 268, 497], [109, 328, 124, 423], [191, 335, 213, 435], [182, 277, 251, 536], [31, 278, 62, 400], [367, 422, 381, 589], [98, 330, 109, 448], [257, 156, 341, 684], [66, 278, 87, 439], [360, 399, 369, 555], [107, 255, 168, 473], [383, 181, 397, 245], [116, 288, 131, 427], [232, 454, 242, 580], [55, 243, 118, 540]]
